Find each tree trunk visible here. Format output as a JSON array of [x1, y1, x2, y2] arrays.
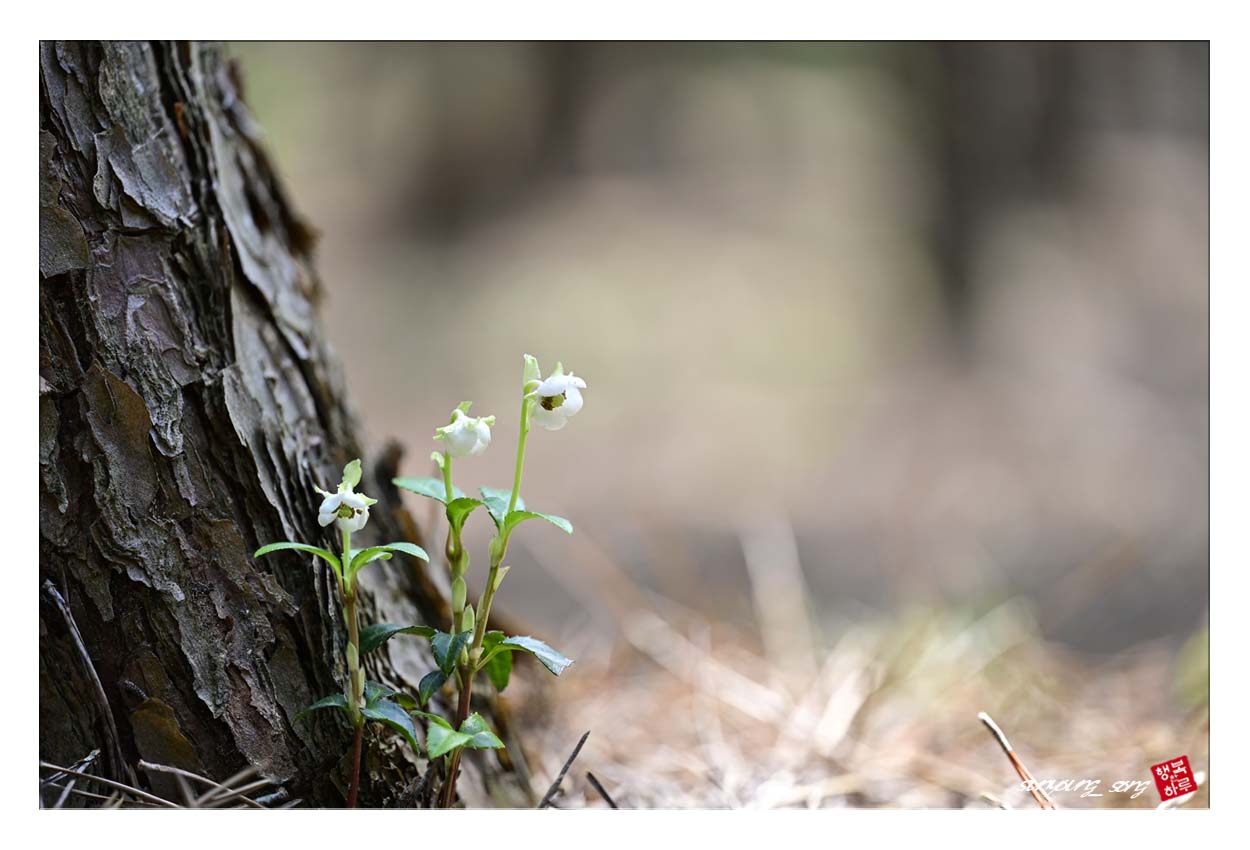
[[38, 41, 530, 807]]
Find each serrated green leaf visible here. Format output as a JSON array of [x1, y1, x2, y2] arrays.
[[361, 698, 420, 753], [425, 724, 472, 759], [394, 476, 465, 504], [479, 486, 522, 529], [431, 630, 473, 675], [418, 669, 448, 706], [295, 693, 349, 721], [254, 542, 341, 573], [350, 542, 429, 573], [503, 510, 573, 536], [459, 712, 505, 750], [360, 622, 437, 655], [501, 635, 574, 676], [446, 497, 485, 532], [364, 681, 396, 705], [481, 631, 513, 692]]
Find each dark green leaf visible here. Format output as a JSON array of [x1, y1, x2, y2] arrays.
[[392, 692, 418, 711], [350, 542, 429, 573], [431, 630, 472, 675], [459, 712, 505, 750], [295, 693, 349, 721], [503, 510, 573, 536], [361, 698, 420, 753], [501, 635, 574, 676], [479, 486, 521, 529], [254, 542, 340, 572], [360, 622, 437, 655], [364, 681, 396, 705], [418, 670, 448, 706], [393, 476, 464, 504], [481, 631, 513, 692]]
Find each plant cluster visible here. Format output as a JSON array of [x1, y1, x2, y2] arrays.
[[255, 355, 585, 807]]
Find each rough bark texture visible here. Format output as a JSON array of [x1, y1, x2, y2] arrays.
[[38, 41, 531, 807]]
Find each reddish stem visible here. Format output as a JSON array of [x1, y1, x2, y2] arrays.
[[438, 668, 474, 808], [346, 722, 365, 808]]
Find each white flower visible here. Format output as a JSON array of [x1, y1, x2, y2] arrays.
[[434, 405, 496, 458], [527, 365, 587, 431], [315, 459, 377, 533]]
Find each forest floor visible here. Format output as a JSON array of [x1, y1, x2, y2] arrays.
[[521, 598, 1209, 810]]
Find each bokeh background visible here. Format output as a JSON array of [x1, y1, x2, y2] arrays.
[[227, 42, 1208, 807]]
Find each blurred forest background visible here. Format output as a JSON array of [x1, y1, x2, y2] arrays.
[[226, 42, 1208, 806]]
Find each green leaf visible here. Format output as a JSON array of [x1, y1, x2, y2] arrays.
[[418, 670, 448, 706], [459, 713, 505, 750], [254, 542, 340, 572], [392, 692, 418, 711], [364, 681, 396, 704], [425, 724, 471, 759], [361, 698, 420, 753], [393, 476, 465, 504], [446, 497, 485, 532], [503, 510, 573, 536], [431, 630, 473, 675], [350, 542, 429, 573], [341, 458, 363, 490], [360, 622, 436, 655], [481, 631, 513, 692], [501, 635, 574, 676], [480, 486, 522, 529], [411, 710, 453, 729], [295, 693, 349, 721]]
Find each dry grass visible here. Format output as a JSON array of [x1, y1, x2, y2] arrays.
[[521, 527, 1209, 810]]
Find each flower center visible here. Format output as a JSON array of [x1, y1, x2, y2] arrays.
[[540, 392, 566, 411], [337, 505, 358, 519]]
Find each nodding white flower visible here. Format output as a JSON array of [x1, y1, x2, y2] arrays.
[[434, 404, 495, 458], [314, 459, 377, 533], [527, 364, 587, 431]]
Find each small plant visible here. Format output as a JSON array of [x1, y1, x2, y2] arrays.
[[389, 354, 586, 807], [255, 459, 429, 807]]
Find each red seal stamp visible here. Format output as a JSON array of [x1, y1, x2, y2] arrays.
[[1150, 755, 1195, 801]]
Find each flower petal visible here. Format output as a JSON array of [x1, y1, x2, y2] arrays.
[[340, 491, 368, 511], [561, 385, 583, 417], [534, 374, 571, 397], [531, 405, 568, 430], [319, 493, 344, 514]]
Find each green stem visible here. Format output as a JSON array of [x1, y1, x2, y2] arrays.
[[341, 527, 365, 807], [507, 396, 532, 514], [442, 455, 455, 503]]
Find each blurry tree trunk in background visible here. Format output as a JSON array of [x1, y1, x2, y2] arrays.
[[904, 41, 1209, 347], [39, 41, 526, 807]]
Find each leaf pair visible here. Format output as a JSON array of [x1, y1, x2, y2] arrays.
[[361, 622, 473, 706], [480, 486, 573, 536], [254, 540, 429, 586], [394, 480, 572, 537], [296, 680, 420, 754], [413, 711, 504, 759]]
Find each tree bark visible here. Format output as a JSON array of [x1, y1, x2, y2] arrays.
[[38, 41, 530, 807]]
